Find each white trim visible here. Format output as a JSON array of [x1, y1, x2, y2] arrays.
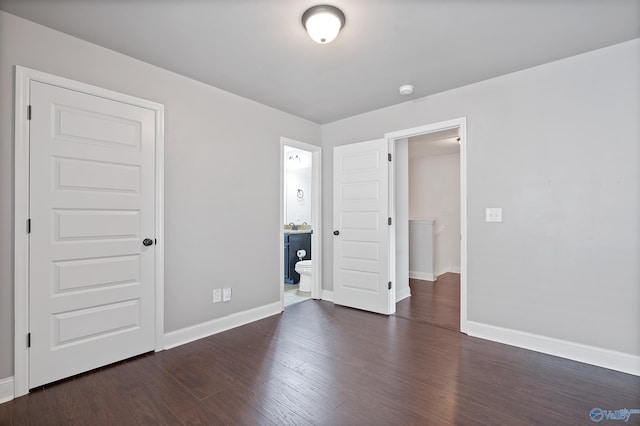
[[280, 138, 322, 307], [467, 321, 640, 376], [13, 66, 30, 399], [321, 289, 334, 302], [409, 271, 436, 281], [459, 120, 468, 334], [409, 269, 461, 281], [437, 267, 461, 277], [387, 139, 398, 314], [0, 377, 14, 404], [385, 117, 468, 333], [396, 287, 411, 303], [164, 302, 282, 350], [13, 66, 165, 397], [385, 118, 466, 141], [154, 87, 166, 352], [280, 142, 285, 311]]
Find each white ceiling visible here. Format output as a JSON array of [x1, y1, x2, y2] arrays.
[[409, 128, 460, 159], [1, 0, 638, 124]]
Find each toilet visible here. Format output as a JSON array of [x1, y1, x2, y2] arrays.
[[295, 260, 312, 292]]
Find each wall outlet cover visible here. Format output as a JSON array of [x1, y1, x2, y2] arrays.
[[213, 288, 222, 303], [486, 207, 503, 222], [223, 287, 232, 302]]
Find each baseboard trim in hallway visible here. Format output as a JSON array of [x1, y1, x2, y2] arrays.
[[0, 377, 13, 404], [396, 287, 411, 302]]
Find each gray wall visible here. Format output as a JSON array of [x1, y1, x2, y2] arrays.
[[1, 10, 638, 381], [321, 39, 640, 356], [409, 152, 461, 275], [0, 11, 320, 378]]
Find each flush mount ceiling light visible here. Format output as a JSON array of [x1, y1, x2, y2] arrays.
[[302, 5, 346, 44]]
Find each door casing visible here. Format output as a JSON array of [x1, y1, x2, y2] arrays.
[[280, 138, 322, 305], [386, 117, 468, 333], [13, 66, 165, 397]]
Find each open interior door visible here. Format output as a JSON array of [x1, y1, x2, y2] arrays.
[[333, 139, 394, 314]]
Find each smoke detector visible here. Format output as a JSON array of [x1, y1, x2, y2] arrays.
[[399, 84, 414, 95]]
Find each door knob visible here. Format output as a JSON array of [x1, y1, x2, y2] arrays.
[[143, 238, 154, 246], [333, 230, 340, 236]]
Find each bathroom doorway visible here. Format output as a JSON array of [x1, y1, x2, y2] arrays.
[[280, 138, 322, 308]]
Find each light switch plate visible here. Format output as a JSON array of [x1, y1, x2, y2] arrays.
[[486, 207, 503, 222], [213, 288, 222, 303], [223, 287, 232, 302]]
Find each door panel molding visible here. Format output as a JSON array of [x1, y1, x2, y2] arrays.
[[333, 139, 393, 315], [13, 66, 165, 397]]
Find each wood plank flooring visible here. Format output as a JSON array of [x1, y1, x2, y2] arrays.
[[2, 292, 639, 425], [395, 273, 460, 331]]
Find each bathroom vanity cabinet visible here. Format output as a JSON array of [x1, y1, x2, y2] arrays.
[[284, 232, 311, 284]]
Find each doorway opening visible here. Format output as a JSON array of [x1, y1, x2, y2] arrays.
[[386, 118, 467, 333], [280, 138, 322, 308], [397, 129, 461, 331]]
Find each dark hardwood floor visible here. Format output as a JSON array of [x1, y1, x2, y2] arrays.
[[395, 273, 460, 331], [2, 292, 639, 425]]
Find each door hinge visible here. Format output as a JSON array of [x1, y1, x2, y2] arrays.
[[27, 218, 31, 233], [27, 105, 31, 120], [388, 153, 392, 162], [388, 281, 392, 290], [27, 333, 31, 348], [388, 217, 392, 225]]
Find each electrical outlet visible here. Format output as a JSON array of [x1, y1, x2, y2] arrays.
[[485, 207, 503, 223], [213, 288, 222, 303], [222, 287, 232, 302]]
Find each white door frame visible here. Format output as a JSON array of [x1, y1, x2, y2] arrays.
[[280, 138, 322, 306], [13, 66, 165, 397], [386, 117, 468, 333]]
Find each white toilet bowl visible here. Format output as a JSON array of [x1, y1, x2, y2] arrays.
[[294, 260, 312, 292]]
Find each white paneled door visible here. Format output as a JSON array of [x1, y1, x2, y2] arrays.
[[333, 139, 394, 315], [29, 81, 156, 388]]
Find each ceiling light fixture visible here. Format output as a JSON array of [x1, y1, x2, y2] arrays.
[[302, 5, 346, 44], [399, 84, 414, 95]]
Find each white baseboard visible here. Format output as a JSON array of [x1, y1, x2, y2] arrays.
[[163, 301, 282, 350], [437, 267, 461, 277], [396, 287, 411, 302], [466, 321, 640, 376], [0, 376, 14, 404], [321, 289, 334, 302], [409, 271, 435, 281]]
